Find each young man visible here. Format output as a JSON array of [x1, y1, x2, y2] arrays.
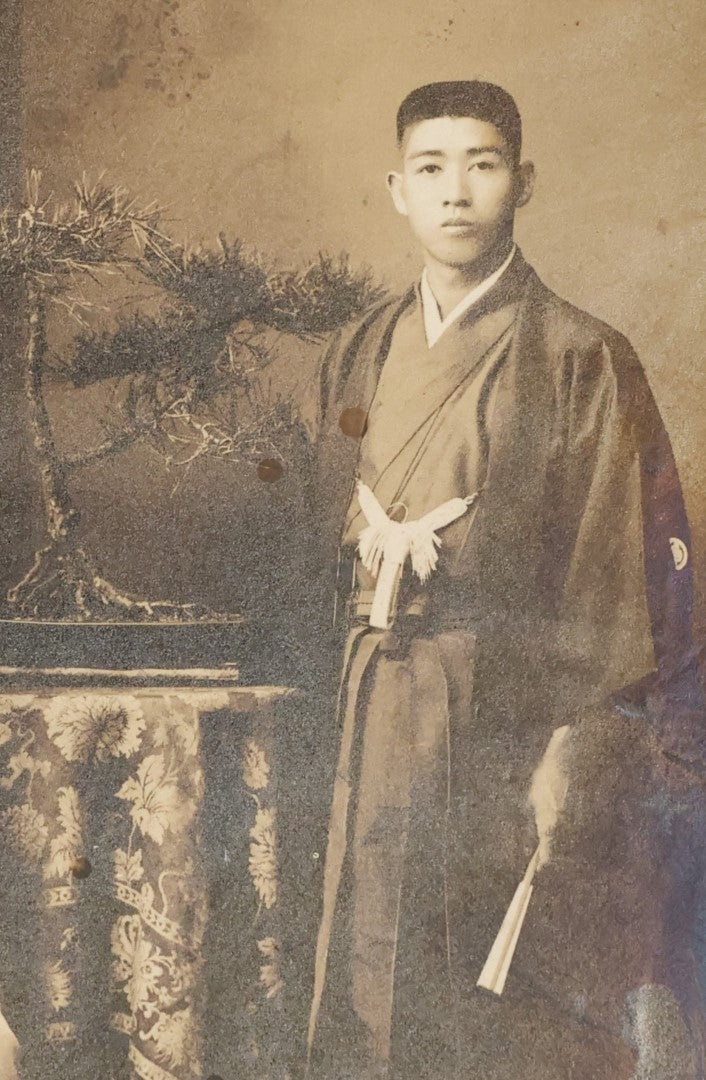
[[301, 82, 704, 1079]]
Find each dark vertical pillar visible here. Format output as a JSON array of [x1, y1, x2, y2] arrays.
[[0, 0, 33, 603], [0, 0, 22, 205]]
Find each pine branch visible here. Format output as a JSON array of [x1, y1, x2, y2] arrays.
[[0, 169, 177, 302], [62, 418, 158, 471], [2, 170, 386, 622]]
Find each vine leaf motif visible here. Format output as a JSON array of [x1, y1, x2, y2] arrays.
[[60, 927, 79, 952], [0, 749, 51, 791], [257, 937, 284, 999], [44, 786, 83, 880], [0, 697, 37, 716], [45, 961, 73, 1012], [113, 847, 145, 886], [143, 1006, 200, 1071], [249, 807, 277, 909], [151, 702, 199, 758], [242, 739, 270, 791], [116, 754, 195, 845], [1, 803, 50, 862]]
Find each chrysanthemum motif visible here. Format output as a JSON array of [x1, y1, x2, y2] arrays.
[[249, 807, 277, 909], [45, 961, 72, 1011], [242, 740, 270, 791], [1, 803, 49, 862], [45, 694, 145, 764], [257, 936, 284, 998]]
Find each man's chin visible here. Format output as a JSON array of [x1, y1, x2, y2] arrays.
[[427, 245, 485, 270], [423, 236, 511, 274]]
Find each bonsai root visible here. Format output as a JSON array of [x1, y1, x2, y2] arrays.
[[7, 545, 229, 622]]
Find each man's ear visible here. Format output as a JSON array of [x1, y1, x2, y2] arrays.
[[515, 160, 535, 209], [386, 170, 408, 216]]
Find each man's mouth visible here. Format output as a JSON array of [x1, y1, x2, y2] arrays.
[[441, 219, 476, 230]]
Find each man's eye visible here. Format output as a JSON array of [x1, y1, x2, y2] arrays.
[[419, 164, 441, 174], [472, 160, 496, 171]]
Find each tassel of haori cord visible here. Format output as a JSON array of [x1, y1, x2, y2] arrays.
[[356, 481, 478, 630], [476, 845, 540, 995]]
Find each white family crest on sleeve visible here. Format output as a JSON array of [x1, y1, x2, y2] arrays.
[[669, 537, 688, 571], [356, 481, 477, 629]]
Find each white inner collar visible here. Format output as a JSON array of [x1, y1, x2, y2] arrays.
[[420, 244, 516, 348]]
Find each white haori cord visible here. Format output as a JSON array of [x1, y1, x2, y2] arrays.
[[355, 481, 478, 630], [357, 481, 571, 996]]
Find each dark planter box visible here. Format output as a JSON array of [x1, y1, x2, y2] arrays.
[[0, 617, 296, 685]]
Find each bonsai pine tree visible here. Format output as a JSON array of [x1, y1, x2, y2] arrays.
[[2, 171, 384, 621]]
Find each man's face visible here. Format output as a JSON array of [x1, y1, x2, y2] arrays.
[[387, 115, 533, 270]]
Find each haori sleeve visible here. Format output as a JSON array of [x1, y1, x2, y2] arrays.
[[550, 332, 658, 697], [629, 352, 706, 772], [553, 330, 705, 771]]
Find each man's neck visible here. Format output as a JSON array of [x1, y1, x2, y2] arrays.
[[423, 239, 515, 320]]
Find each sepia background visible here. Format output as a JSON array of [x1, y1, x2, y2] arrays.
[[1, 0, 704, 633]]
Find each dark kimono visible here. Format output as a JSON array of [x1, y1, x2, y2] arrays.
[[301, 252, 705, 1079]]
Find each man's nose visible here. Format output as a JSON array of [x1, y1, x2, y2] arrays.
[[442, 169, 472, 206]]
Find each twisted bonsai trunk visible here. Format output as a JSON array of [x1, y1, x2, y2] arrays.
[[7, 280, 223, 622], [7, 279, 84, 615], [22, 280, 80, 544]]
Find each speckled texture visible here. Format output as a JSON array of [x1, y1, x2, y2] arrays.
[[0, 2, 704, 1077], [0, 0, 702, 634], [628, 984, 699, 1079]]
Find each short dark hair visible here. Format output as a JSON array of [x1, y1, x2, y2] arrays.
[[396, 81, 522, 161]]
